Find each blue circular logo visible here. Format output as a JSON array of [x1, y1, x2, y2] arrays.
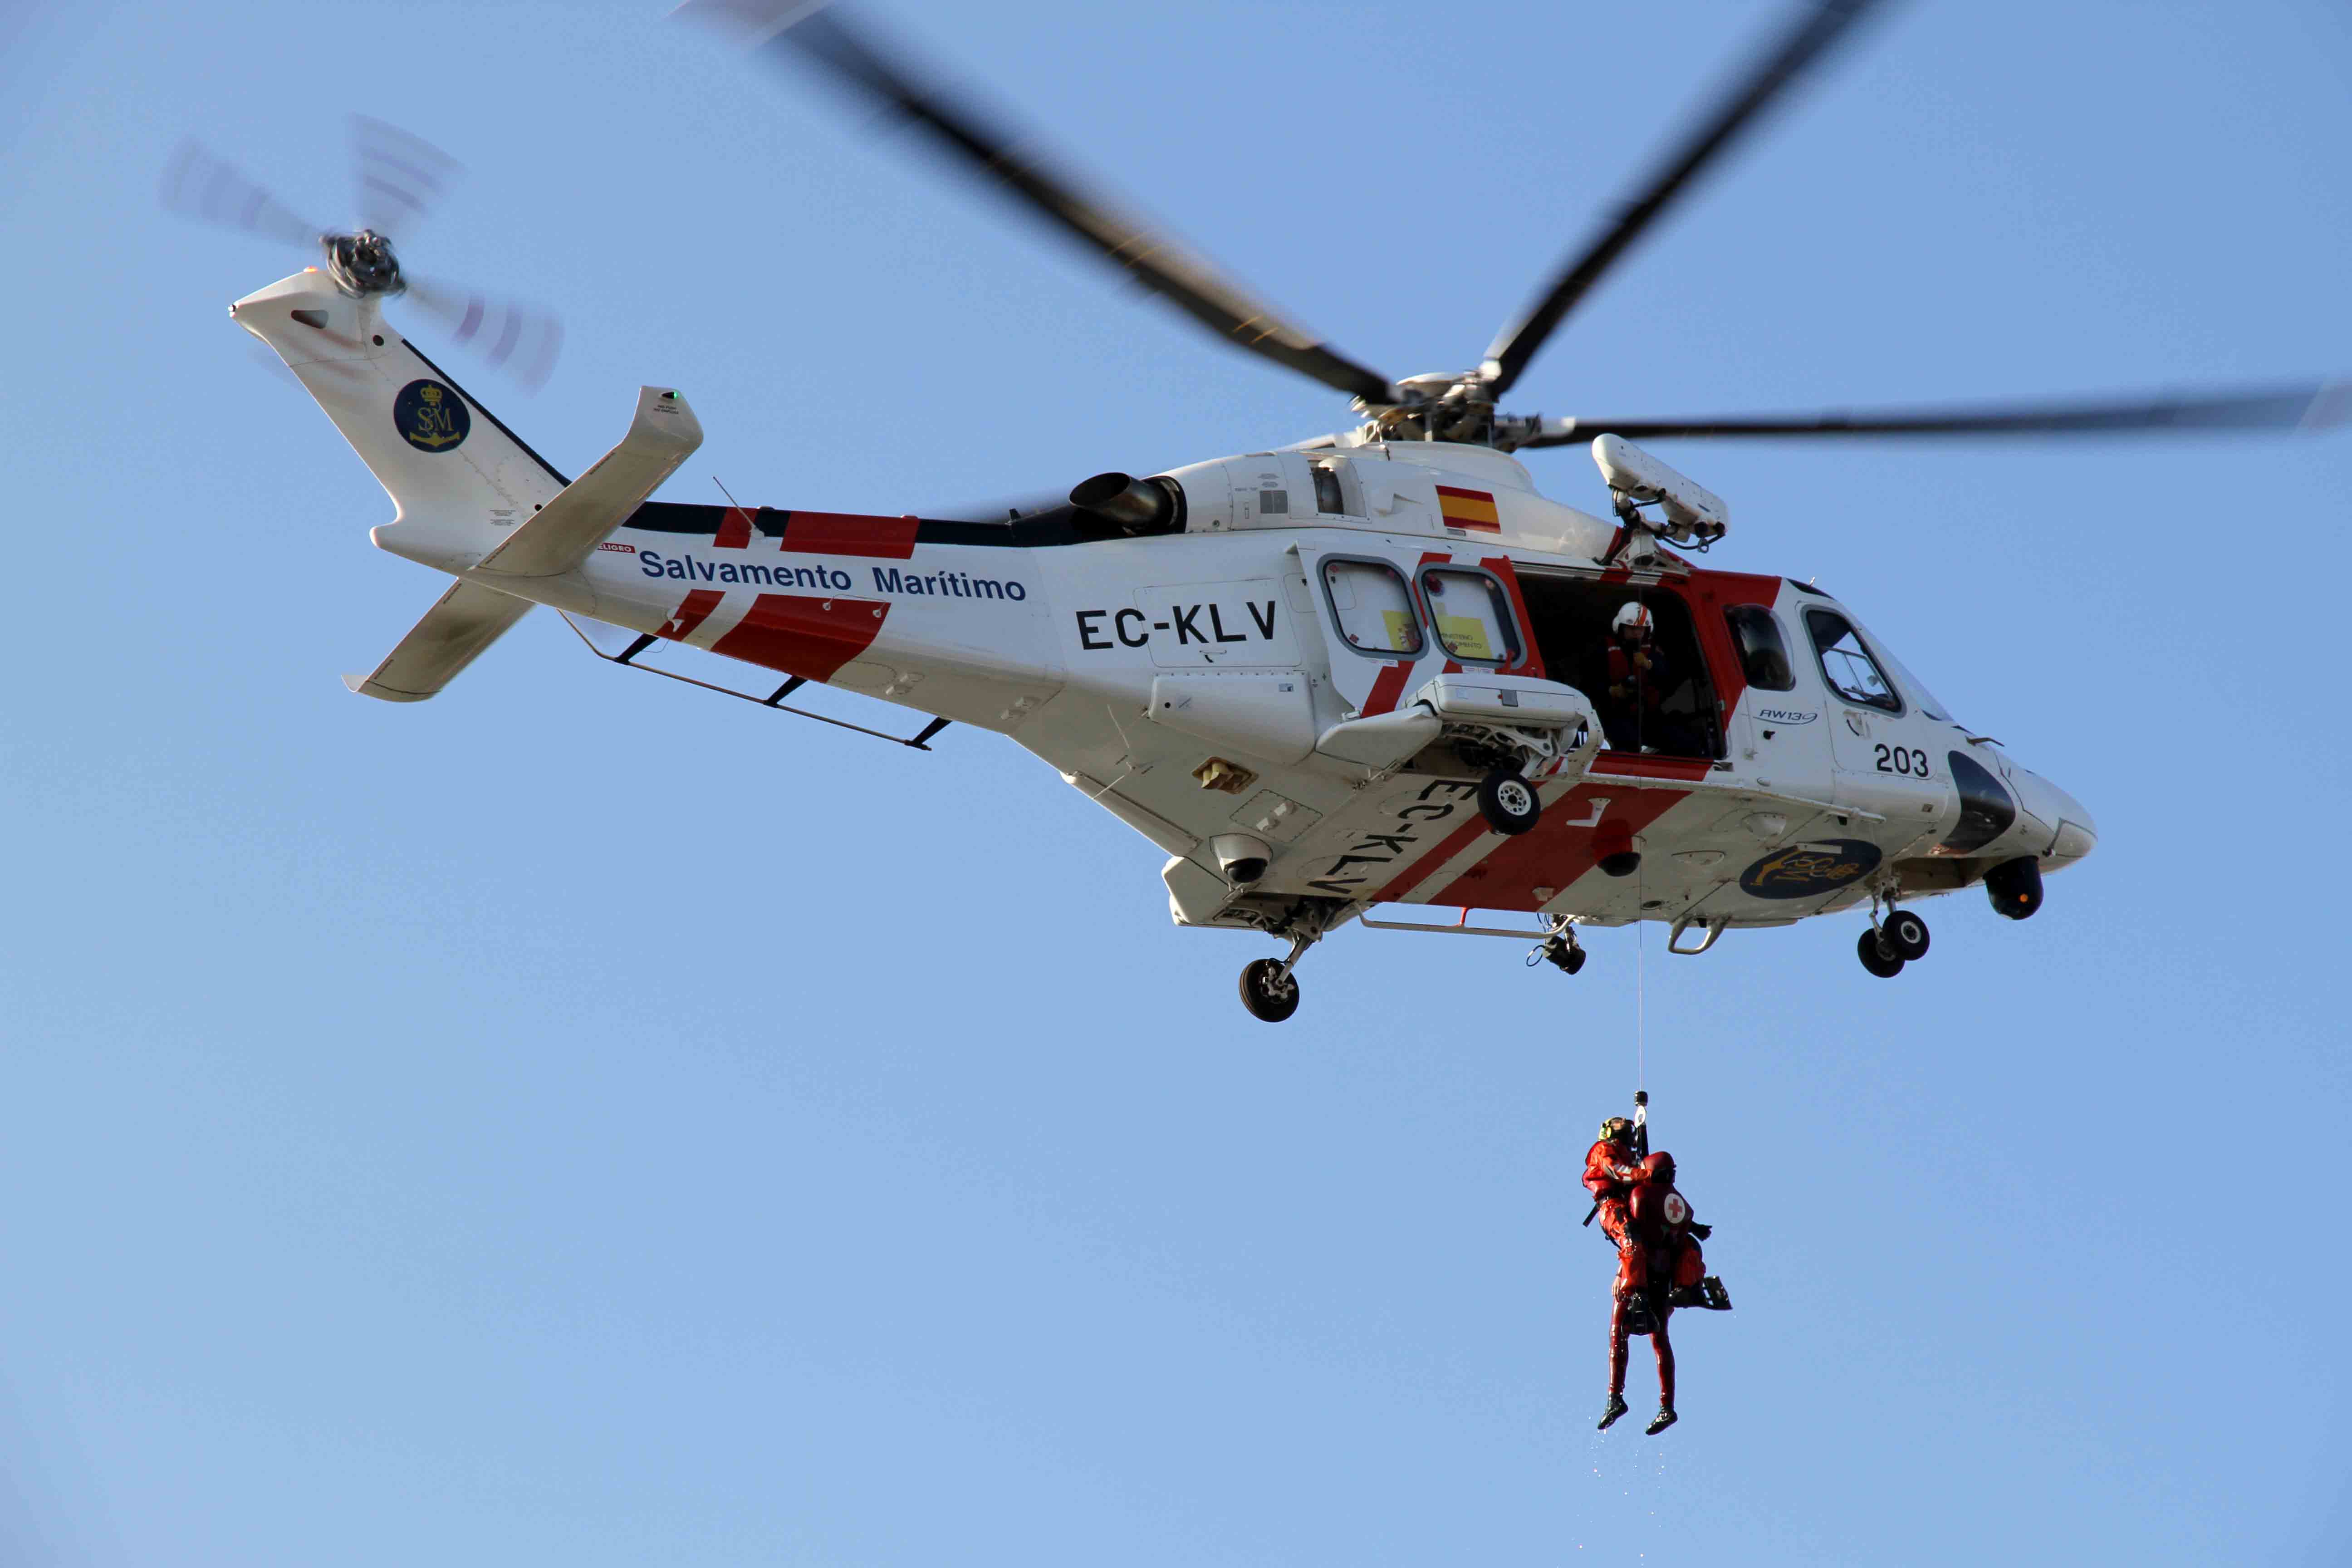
[[394, 379, 470, 453], [1737, 838, 1882, 900]]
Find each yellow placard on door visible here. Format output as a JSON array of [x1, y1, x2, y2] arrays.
[[1437, 613, 1494, 661]]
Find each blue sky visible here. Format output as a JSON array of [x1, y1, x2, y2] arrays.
[[3, 1, 2349, 1562]]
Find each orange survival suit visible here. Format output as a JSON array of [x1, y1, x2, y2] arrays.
[[1609, 1151, 1709, 1415], [1582, 1122, 1648, 1249]]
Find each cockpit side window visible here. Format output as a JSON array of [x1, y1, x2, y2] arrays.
[[1724, 604, 1795, 691], [1804, 608, 1902, 713]]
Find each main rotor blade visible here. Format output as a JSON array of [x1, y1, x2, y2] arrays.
[[403, 274, 564, 392], [349, 114, 463, 238], [681, 0, 1395, 404], [1512, 382, 2352, 446], [1483, 0, 1888, 398], [159, 138, 321, 251]]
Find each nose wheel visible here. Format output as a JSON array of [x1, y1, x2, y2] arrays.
[[1856, 908, 1930, 977], [1883, 909, 1930, 960]]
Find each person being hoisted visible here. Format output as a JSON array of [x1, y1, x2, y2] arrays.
[[1588, 1101, 1733, 1436], [1597, 1150, 1717, 1434]]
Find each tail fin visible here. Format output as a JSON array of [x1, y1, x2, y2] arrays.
[[232, 270, 567, 572]]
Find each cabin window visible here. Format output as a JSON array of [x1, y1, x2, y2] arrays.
[[1321, 558, 1423, 657], [1421, 567, 1521, 665], [1311, 461, 1348, 515], [1805, 608, 1902, 713], [1724, 604, 1794, 691]]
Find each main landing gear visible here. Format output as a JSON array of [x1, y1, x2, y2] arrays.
[[1239, 917, 1336, 1023], [1238, 956, 1301, 1023], [1476, 768, 1542, 836], [1856, 900, 1931, 979], [1235, 903, 1353, 1022]]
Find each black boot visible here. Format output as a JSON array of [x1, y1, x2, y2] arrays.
[[1597, 1393, 1630, 1431], [1645, 1406, 1677, 1436]]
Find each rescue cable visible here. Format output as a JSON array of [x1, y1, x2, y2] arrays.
[[1634, 875, 1647, 1094]]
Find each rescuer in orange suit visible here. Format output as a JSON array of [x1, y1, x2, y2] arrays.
[[1598, 1150, 1712, 1436], [1582, 1116, 1647, 1250]]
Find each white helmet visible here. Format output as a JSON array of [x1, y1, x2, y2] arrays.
[[1612, 601, 1654, 639]]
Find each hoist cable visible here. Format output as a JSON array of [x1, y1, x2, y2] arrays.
[[1636, 865, 1648, 1093]]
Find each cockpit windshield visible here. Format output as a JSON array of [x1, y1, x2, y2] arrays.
[[1867, 636, 1955, 724], [1803, 607, 1956, 723]]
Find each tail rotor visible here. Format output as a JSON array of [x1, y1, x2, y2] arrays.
[[162, 116, 564, 392]]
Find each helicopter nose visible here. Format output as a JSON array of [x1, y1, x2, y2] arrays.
[[2018, 771, 2097, 868]]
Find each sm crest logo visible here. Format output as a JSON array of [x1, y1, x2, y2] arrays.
[[394, 379, 470, 453], [1737, 838, 1883, 900]]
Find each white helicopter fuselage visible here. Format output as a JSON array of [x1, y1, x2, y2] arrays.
[[238, 269, 2094, 970]]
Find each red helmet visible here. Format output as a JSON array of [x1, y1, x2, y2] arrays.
[[1643, 1151, 1676, 1184]]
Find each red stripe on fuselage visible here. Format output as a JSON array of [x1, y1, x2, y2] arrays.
[[780, 512, 918, 559], [709, 593, 890, 682], [661, 588, 725, 642], [1362, 660, 1416, 716], [1370, 811, 1494, 905], [1480, 555, 1548, 681], [1590, 752, 1713, 782], [1679, 567, 1782, 717], [1427, 782, 1689, 911], [714, 506, 756, 549]]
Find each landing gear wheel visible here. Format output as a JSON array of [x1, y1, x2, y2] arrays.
[[1883, 909, 1930, 962], [1477, 769, 1541, 836], [1238, 957, 1301, 1023], [1857, 926, 1906, 979]]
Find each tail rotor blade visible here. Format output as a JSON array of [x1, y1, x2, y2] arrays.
[[404, 274, 564, 392], [348, 113, 464, 237], [159, 137, 320, 251]]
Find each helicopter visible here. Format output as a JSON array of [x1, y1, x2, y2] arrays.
[[211, 0, 2343, 1021]]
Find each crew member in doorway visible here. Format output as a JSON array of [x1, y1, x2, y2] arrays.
[[1598, 1150, 1713, 1436], [1601, 601, 1671, 751]]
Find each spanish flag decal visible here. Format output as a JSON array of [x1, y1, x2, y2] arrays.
[[1435, 485, 1499, 532]]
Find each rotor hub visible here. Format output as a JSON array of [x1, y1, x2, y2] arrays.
[[322, 228, 404, 298], [1352, 369, 1504, 445]]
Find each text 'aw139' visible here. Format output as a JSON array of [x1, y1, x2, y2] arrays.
[[227, 0, 2344, 1020]]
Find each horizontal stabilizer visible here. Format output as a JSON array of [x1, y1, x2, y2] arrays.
[[473, 386, 703, 580], [344, 579, 534, 702]]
